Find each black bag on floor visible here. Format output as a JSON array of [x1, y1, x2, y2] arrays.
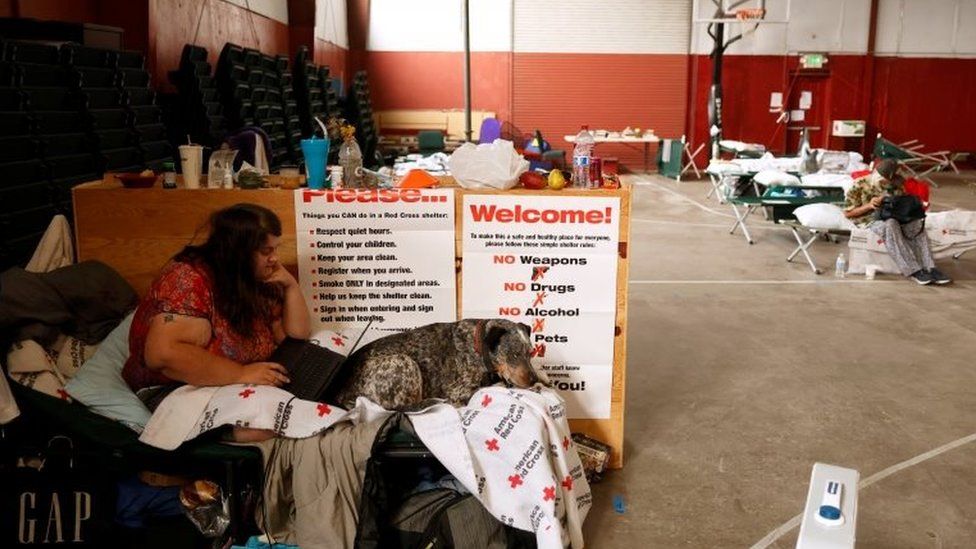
[[0, 435, 116, 547], [389, 488, 535, 549]]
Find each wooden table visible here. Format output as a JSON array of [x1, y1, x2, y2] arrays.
[[73, 177, 632, 468], [564, 133, 661, 173]]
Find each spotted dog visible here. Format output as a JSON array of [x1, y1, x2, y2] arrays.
[[334, 319, 545, 410]]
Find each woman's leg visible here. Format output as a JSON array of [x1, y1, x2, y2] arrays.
[[901, 219, 936, 270], [870, 219, 922, 276]]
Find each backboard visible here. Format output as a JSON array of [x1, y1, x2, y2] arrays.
[[692, 0, 790, 25]]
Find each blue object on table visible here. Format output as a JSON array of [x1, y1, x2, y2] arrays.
[[613, 494, 626, 514], [300, 138, 329, 189], [231, 535, 300, 549]]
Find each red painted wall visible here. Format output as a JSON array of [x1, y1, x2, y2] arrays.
[[362, 51, 513, 125], [513, 53, 688, 170], [148, 0, 290, 93], [687, 53, 976, 159], [314, 38, 348, 86], [13, 0, 99, 23]]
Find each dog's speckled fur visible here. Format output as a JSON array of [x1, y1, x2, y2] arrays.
[[335, 319, 541, 409]]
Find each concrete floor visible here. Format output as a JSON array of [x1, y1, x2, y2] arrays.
[[582, 172, 976, 548]]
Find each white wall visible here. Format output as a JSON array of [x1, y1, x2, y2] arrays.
[[514, 0, 690, 54], [876, 0, 976, 57], [367, 0, 513, 52], [224, 0, 288, 24], [315, 0, 349, 48], [691, 0, 872, 55]]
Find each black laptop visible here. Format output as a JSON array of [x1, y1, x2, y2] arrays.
[[272, 323, 370, 402]]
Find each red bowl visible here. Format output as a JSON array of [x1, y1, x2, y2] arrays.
[[114, 172, 158, 188]]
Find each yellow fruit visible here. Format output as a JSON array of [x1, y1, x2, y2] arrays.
[[548, 169, 567, 190]]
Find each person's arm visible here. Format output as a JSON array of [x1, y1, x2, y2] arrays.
[[143, 312, 290, 386], [844, 195, 883, 220], [266, 265, 311, 340]]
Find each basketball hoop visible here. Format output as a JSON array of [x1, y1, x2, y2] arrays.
[[734, 7, 766, 21]]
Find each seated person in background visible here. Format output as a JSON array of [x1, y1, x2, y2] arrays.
[[122, 203, 311, 415], [844, 159, 951, 285]]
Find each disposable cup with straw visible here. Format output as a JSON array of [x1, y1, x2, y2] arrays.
[[301, 117, 331, 189], [179, 135, 204, 189]]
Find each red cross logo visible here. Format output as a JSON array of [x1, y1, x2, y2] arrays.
[[56, 389, 70, 401], [508, 474, 523, 488], [531, 266, 549, 281], [561, 475, 573, 491], [530, 343, 546, 358], [532, 318, 545, 333], [331, 336, 345, 347], [481, 394, 492, 408], [485, 438, 500, 451], [317, 403, 332, 416], [562, 436, 570, 450], [532, 292, 547, 307], [239, 388, 256, 399], [312, 295, 318, 300], [542, 486, 556, 501]]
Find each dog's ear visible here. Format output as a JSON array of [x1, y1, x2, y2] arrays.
[[482, 319, 510, 354], [517, 322, 531, 342]]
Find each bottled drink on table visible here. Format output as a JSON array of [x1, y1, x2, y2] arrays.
[[338, 136, 363, 188], [572, 125, 595, 188], [835, 253, 847, 278]]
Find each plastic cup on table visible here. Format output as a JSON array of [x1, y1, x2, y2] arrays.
[[301, 138, 330, 189], [178, 144, 203, 189]]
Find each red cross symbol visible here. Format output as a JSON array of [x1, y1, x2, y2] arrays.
[[331, 336, 345, 347], [530, 343, 546, 358], [532, 292, 547, 307], [481, 394, 492, 408], [542, 486, 556, 501], [239, 388, 256, 399], [562, 436, 570, 450], [317, 403, 332, 417], [508, 474, 523, 488], [56, 389, 70, 401], [561, 475, 573, 491], [531, 266, 549, 281], [532, 318, 545, 333], [485, 438, 500, 451], [312, 295, 318, 300]]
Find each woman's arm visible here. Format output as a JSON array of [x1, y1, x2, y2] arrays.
[[266, 266, 311, 340], [844, 196, 883, 220], [144, 313, 290, 386]]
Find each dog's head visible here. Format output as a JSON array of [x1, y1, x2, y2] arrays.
[[481, 319, 548, 388]]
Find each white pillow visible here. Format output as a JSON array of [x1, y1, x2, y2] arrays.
[[65, 312, 151, 432], [753, 170, 801, 186], [793, 203, 856, 231]]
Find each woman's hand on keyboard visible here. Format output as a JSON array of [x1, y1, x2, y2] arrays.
[[239, 361, 290, 386]]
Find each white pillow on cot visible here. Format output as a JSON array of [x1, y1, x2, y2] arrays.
[[793, 203, 857, 231]]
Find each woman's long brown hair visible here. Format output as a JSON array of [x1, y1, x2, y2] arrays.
[[175, 203, 283, 336]]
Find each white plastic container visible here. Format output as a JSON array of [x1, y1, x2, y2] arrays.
[[571, 125, 595, 188], [796, 463, 859, 549]]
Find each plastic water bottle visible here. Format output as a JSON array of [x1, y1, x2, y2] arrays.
[[338, 137, 363, 188], [572, 125, 595, 188], [835, 253, 847, 278]]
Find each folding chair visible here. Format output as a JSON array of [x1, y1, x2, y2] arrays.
[[873, 133, 956, 185], [681, 136, 704, 179]]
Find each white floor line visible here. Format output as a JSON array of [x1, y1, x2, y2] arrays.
[[749, 432, 976, 549], [628, 279, 901, 285], [637, 180, 736, 219], [632, 218, 787, 231]]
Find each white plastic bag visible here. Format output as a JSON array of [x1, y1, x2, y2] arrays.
[[447, 139, 529, 190]]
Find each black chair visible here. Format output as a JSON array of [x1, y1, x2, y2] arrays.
[[0, 111, 34, 135], [0, 181, 51, 215], [134, 122, 166, 143], [0, 87, 25, 110], [125, 87, 155, 106], [130, 105, 162, 126], [23, 87, 81, 111], [100, 146, 142, 172], [0, 62, 19, 86], [75, 66, 118, 88], [119, 68, 150, 88], [0, 135, 40, 162], [40, 132, 92, 156], [3, 40, 59, 65], [140, 140, 171, 163], [61, 44, 117, 68], [46, 153, 98, 181], [116, 50, 145, 69], [88, 108, 129, 130], [81, 87, 125, 109], [19, 63, 77, 88], [2, 159, 46, 186], [92, 128, 136, 151]]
